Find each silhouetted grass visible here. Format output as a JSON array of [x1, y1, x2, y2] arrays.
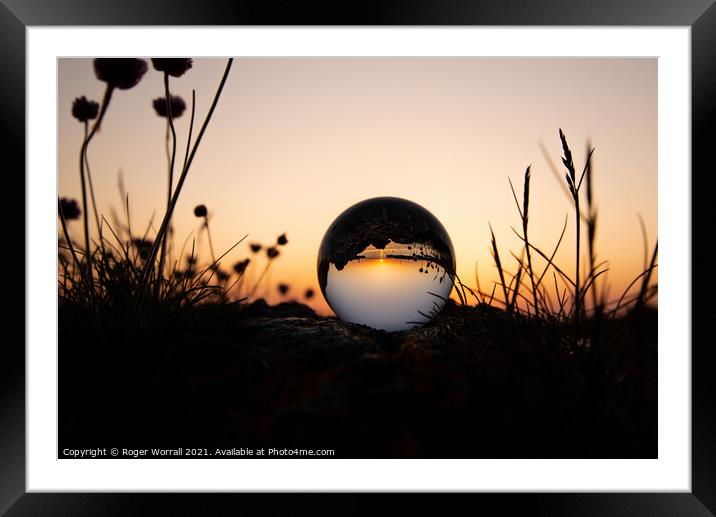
[[466, 129, 657, 325]]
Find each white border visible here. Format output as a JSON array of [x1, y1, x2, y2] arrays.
[[27, 27, 690, 491]]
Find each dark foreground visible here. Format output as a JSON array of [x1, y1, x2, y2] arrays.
[[59, 300, 656, 458]]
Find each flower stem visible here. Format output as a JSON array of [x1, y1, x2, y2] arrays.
[[78, 127, 92, 293], [248, 261, 272, 299], [83, 122, 103, 247], [204, 217, 216, 264], [157, 72, 178, 296], [78, 84, 113, 309]]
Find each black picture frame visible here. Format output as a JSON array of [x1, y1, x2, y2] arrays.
[[2, 1, 714, 514]]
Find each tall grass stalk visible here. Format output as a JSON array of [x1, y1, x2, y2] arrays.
[[489, 223, 510, 312], [509, 165, 539, 316], [559, 128, 581, 320], [583, 142, 599, 311], [635, 242, 658, 312]]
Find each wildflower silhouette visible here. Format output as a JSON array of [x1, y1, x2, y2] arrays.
[[210, 264, 229, 283], [304, 288, 315, 300], [194, 204, 216, 263], [58, 198, 81, 220], [94, 58, 148, 90], [278, 283, 290, 296], [266, 247, 280, 259], [71, 96, 99, 123], [153, 95, 186, 118], [233, 258, 250, 275], [226, 258, 251, 298], [132, 238, 153, 260], [250, 243, 262, 253], [151, 58, 193, 78], [277, 233, 288, 246]]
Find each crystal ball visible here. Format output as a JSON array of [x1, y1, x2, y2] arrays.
[[317, 197, 456, 331]]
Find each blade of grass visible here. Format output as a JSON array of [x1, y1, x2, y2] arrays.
[[489, 223, 510, 312], [510, 226, 576, 288]]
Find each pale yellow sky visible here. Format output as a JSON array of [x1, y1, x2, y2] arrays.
[[58, 58, 657, 314]]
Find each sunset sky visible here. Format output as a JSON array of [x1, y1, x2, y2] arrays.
[[58, 57, 657, 315]]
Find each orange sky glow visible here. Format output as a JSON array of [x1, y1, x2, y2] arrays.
[[58, 57, 657, 315]]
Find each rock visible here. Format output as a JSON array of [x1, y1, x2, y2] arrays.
[[242, 299, 318, 319], [237, 316, 379, 368]]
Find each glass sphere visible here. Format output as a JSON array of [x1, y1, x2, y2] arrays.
[[317, 197, 456, 331]]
